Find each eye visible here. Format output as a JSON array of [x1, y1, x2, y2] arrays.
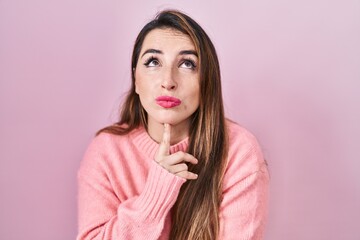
[[179, 59, 196, 70], [144, 57, 160, 67]]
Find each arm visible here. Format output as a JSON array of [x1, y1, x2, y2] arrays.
[[77, 125, 197, 240], [219, 127, 269, 240], [77, 153, 185, 240]]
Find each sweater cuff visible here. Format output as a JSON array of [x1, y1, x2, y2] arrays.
[[133, 161, 186, 223]]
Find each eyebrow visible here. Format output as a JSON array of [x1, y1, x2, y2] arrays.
[[141, 49, 198, 58], [141, 49, 162, 58], [179, 50, 198, 57]]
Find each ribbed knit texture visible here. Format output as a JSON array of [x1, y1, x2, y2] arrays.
[[77, 120, 269, 240]]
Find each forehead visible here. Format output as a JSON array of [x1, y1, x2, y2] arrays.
[[141, 28, 195, 53]]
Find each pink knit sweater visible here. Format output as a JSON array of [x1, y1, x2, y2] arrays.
[[77, 120, 269, 240]]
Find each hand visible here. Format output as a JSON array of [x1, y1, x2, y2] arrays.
[[154, 123, 198, 180]]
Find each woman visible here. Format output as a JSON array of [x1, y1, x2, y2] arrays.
[[77, 10, 269, 240]]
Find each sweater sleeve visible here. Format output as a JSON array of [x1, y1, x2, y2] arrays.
[[76, 135, 186, 240], [219, 126, 269, 240]]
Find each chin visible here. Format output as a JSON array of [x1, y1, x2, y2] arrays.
[[150, 114, 190, 127], [156, 117, 181, 125]]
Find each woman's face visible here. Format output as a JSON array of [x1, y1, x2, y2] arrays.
[[135, 28, 200, 132]]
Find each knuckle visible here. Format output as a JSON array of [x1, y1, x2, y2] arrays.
[[171, 167, 179, 174], [177, 151, 185, 158], [180, 163, 188, 171]]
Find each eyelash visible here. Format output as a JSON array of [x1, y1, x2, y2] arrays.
[[143, 56, 197, 70], [180, 59, 197, 69], [144, 56, 159, 66]]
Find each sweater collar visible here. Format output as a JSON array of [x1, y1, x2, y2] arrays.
[[129, 126, 189, 159]]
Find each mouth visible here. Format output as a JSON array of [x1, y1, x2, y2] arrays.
[[155, 96, 182, 108]]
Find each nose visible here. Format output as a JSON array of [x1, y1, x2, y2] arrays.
[[161, 66, 177, 90]]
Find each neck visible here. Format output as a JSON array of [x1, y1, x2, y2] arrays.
[[147, 119, 190, 145]]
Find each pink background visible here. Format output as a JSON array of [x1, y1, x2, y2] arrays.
[[1, 0, 359, 239]]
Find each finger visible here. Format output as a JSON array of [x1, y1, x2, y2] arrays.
[[155, 123, 171, 161], [167, 163, 188, 174], [176, 171, 198, 180], [164, 151, 198, 165]]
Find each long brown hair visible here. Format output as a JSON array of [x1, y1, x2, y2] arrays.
[[98, 10, 228, 239]]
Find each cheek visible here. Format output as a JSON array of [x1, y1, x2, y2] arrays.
[[135, 77, 145, 95], [186, 86, 200, 108], [135, 81, 150, 97], [191, 82, 201, 99], [134, 70, 145, 95], [134, 71, 155, 96]]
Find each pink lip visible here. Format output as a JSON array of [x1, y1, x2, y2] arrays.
[[155, 96, 182, 108]]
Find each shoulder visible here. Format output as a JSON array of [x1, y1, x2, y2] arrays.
[[85, 124, 138, 152], [225, 119, 267, 179], [86, 131, 129, 156], [226, 119, 259, 148], [78, 130, 133, 176]]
